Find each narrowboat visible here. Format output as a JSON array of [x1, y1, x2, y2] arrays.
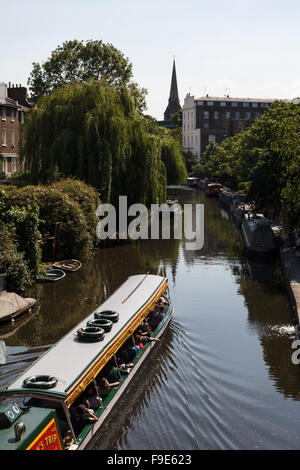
[[0, 274, 174, 450], [186, 177, 199, 188], [218, 188, 243, 210], [241, 219, 277, 257], [231, 203, 256, 228], [205, 183, 222, 197]]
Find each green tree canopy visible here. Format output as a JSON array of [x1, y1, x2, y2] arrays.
[[191, 101, 300, 228], [21, 81, 167, 207], [28, 39, 147, 112]]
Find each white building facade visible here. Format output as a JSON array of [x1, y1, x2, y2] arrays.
[[182, 94, 201, 158]]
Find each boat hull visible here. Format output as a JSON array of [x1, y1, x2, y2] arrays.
[[36, 269, 66, 282], [241, 222, 277, 257], [53, 260, 82, 272]]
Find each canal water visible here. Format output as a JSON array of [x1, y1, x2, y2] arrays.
[[1, 188, 300, 450]]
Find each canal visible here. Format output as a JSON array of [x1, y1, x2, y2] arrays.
[[1, 187, 300, 450]]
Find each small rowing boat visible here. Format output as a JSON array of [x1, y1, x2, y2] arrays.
[[53, 260, 82, 273], [36, 269, 66, 283]]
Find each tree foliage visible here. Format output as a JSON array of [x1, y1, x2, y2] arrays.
[[192, 101, 300, 228], [21, 81, 172, 206], [27, 39, 147, 112]]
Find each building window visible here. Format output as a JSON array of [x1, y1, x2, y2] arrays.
[[214, 111, 219, 119], [245, 112, 250, 120], [225, 112, 230, 119], [1, 107, 6, 121], [220, 102, 226, 106], [255, 113, 261, 119], [242, 102, 249, 107], [208, 135, 216, 144], [11, 108, 15, 121], [207, 101, 214, 106], [204, 111, 209, 119], [197, 101, 204, 106], [235, 112, 240, 120], [252, 102, 258, 107], [204, 123, 209, 129], [1, 128, 6, 146], [231, 102, 238, 107], [224, 128, 228, 137], [10, 130, 15, 147]]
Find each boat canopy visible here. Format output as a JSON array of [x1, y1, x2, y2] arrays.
[[0, 292, 36, 322], [0, 275, 168, 406]]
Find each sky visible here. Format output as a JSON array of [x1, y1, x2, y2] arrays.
[[1, 0, 300, 119]]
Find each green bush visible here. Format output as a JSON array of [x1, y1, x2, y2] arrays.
[[51, 178, 100, 240], [0, 227, 31, 291], [8, 185, 94, 260]]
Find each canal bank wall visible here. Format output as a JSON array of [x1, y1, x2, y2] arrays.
[[280, 249, 300, 323]]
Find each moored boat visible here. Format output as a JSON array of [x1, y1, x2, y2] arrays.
[[205, 182, 222, 197], [0, 274, 173, 450], [186, 177, 199, 188], [231, 203, 256, 228], [241, 218, 277, 257], [0, 292, 37, 324], [53, 260, 82, 273], [36, 269, 66, 283], [219, 188, 243, 210]]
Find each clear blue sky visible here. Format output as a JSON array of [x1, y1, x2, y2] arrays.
[[2, 0, 300, 119]]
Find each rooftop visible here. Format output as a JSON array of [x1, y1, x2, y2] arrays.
[[195, 96, 289, 103]]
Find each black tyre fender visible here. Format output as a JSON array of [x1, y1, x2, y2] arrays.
[[95, 310, 119, 323], [87, 318, 113, 332], [76, 326, 105, 342]]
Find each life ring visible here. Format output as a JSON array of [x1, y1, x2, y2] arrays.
[[87, 318, 113, 332], [95, 310, 119, 323], [23, 375, 58, 389], [77, 326, 105, 342]]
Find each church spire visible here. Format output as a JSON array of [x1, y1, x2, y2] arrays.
[[164, 58, 181, 122]]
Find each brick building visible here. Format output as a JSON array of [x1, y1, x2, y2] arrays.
[[182, 94, 289, 158], [0, 82, 32, 178]]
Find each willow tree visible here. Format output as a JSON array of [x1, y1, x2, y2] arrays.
[[21, 81, 166, 207]]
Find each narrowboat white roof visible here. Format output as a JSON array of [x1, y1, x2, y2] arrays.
[[3, 274, 167, 400]]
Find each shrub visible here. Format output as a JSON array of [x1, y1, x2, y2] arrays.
[[8, 185, 93, 260]]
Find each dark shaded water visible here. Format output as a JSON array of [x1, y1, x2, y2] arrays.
[[1, 188, 299, 450]]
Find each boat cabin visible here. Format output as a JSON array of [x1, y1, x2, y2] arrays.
[[205, 183, 222, 197]]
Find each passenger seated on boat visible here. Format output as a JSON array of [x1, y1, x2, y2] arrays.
[[138, 319, 152, 336], [148, 305, 165, 331], [137, 330, 160, 344], [97, 377, 120, 398], [71, 404, 98, 435], [159, 294, 169, 306], [77, 402, 98, 422], [134, 334, 144, 350], [115, 353, 134, 371], [85, 387, 102, 411], [127, 344, 141, 362]]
